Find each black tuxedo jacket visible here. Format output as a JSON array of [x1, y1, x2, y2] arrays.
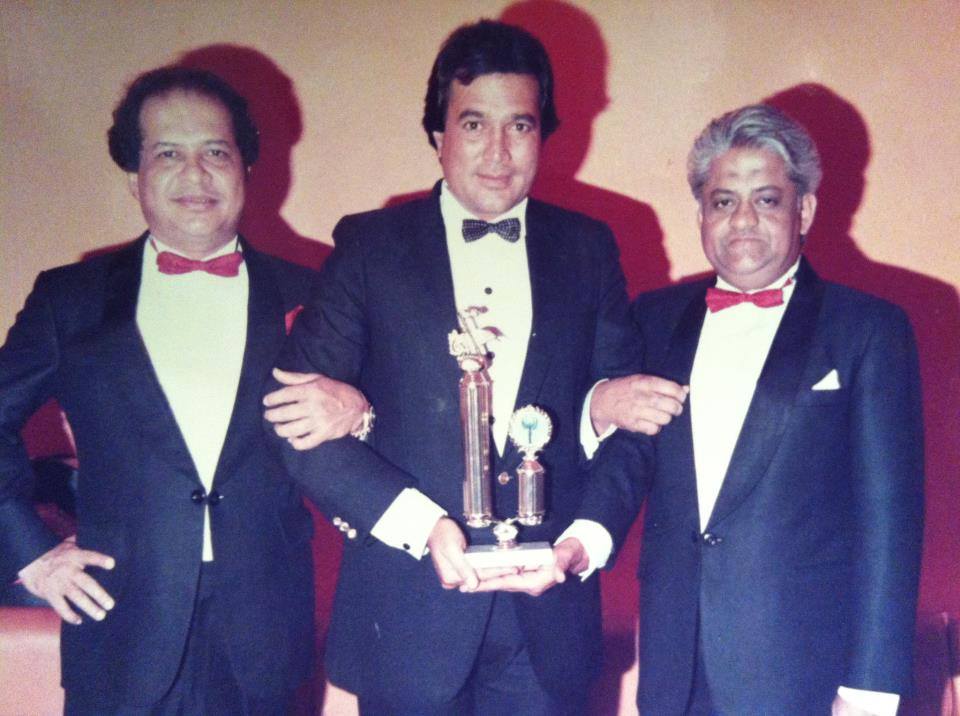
[[585, 259, 924, 713], [274, 184, 642, 705], [0, 236, 317, 705]]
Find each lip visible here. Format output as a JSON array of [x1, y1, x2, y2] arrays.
[[475, 173, 512, 189], [173, 195, 218, 210]]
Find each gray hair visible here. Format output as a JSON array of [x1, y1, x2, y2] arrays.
[[687, 104, 822, 200]]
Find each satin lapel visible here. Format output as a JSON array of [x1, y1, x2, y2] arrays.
[[212, 243, 287, 487], [101, 235, 197, 480], [653, 286, 709, 521], [503, 202, 568, 465], [396, 188, 465, 409], [706, 260, 824, 529]]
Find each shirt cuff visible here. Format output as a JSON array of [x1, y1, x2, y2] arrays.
[[581, 379, 617, 460], [836, 686, 899, 715], [555, 519, 613, 580], [369, 488, 446, 560]]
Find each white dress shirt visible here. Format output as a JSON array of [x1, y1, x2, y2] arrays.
[[137, 237, 247, 561]]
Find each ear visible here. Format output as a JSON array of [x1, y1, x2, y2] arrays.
[[799, 193, 817, 235], [126, 172, 140, 201], [432, 131, 444, 160]]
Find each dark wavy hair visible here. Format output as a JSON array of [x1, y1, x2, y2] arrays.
[[422, 20, 559, 148], [108, 66, 259, 171]]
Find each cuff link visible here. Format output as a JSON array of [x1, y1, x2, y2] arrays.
[[332, 516, 358, 540]]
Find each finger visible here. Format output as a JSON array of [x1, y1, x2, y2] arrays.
[[630, 420, 663, 436], [273, 417, 317, 439], [640, 376, 689, 401], [72, 572, 115, 611], [47, 593, 83, 625], [272, 368, 319, 386], [263, 384, 307, 408], [443, 552, 478, 592], [65, 583, 108, 621], [287, 433, 329, 451], [264, 401, 311, 424], [72, 549, 116, 571]]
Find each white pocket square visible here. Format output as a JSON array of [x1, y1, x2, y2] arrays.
[[811, 369, 841, 391]]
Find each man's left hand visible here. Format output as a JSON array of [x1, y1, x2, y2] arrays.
[[590, 374, 688, 436], [264, 368, 368, 450], [471, 538, 588, 596]]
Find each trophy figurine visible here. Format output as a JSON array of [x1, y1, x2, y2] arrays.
[[449, 309, 554, 570]]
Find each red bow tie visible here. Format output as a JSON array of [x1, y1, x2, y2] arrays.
[[156, 250, 244, 277], [705, 279, 792, 313]]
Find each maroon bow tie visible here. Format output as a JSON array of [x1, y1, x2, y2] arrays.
[[705, 279, 793, 313], [156, 250, 244, 277]]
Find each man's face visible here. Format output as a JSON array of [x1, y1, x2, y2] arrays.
[[128, 90, 245, 259], [698, 146, 816, 291], [433, 73, 541, 221]]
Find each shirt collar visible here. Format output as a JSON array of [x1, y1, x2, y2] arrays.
[[439, 181, 528, 241], [148, 235, 242, 261]]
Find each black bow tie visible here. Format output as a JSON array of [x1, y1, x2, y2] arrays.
[[462, 218, 521, 243]]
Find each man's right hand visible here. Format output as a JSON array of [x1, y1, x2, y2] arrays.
[[426, 517, 481, 592], [590, 374, 689, 436], [18, 537, 115, 625], [264, 368, 369, 450]]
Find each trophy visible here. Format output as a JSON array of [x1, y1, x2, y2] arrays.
[[449, 309, 554, 570]]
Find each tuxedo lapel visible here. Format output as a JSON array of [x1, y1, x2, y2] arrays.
[[100, 235, 197, 481], [213, 242, 286, 487], [506, 201, 568, 465], [654, 286, 709, 525], [706, 260, 825, 529]]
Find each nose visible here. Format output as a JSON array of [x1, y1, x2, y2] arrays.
[[731, 200, 758, 229], [181, 153, 210, 182], [484, 127, 510, 164]]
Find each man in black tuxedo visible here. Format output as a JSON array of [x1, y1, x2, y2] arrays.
[[0, 67, 347, 714], [580, 104, 925, 714], [264, 19, 684, 716]]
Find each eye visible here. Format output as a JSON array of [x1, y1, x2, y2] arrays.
[[712, 197, 734, 210], [756, 195, 780, 208], [462, 120, 481, 131], [158, 149, 179, 160], [513, 121, 533, 133]]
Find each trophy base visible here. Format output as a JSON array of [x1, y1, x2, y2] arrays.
[[464, 541, 554, 570]]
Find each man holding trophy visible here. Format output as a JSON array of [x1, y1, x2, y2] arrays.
[[264, 20, 684, 715]]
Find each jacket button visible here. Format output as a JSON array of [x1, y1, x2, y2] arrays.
[[190, 489, 205, 504], [207, 490, 222, 506], [497, 471, 512, 485], [702, 532, 723, 546]]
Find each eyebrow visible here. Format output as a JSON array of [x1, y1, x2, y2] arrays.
[[454, 110, 539, 126], [146, 139, 233, 149]]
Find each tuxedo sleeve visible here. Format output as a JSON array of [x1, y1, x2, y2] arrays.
[[573, 429, 653, 564], [572, 223, 651, 561], [0, 273, 64, 582], [845, 305, 924, 692], [269, 219, 417, 535]]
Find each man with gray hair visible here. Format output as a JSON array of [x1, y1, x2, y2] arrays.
[[577, 104, 924, 713]]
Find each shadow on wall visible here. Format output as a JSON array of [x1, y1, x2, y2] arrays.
[[766, 83, 960, 716], [179, 44, 330, 270]]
